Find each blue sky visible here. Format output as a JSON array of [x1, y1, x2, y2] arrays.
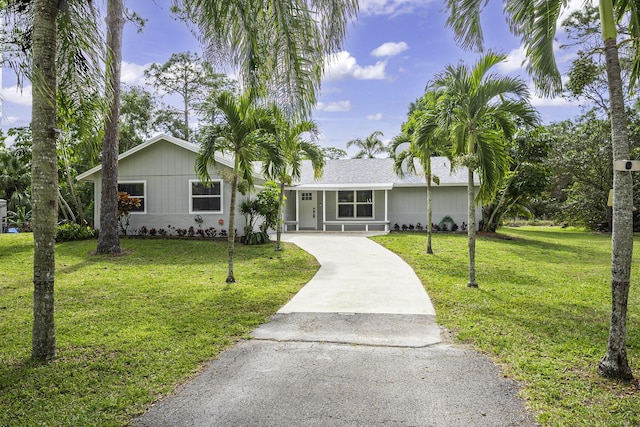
[[1, 0, 587, 154]]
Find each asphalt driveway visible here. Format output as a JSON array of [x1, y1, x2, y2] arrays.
[[135, 233, 537, 427]]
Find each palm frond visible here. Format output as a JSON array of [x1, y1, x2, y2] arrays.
[[173, 0, 358, 115]]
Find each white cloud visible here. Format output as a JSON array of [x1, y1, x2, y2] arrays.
[[530, 94, 580, 108], [367, 112, 383, 120], [359, 0, 432, 16], [497, 47, 529, 74], [324, 51, 387, 81], [526, 82, 580, 108], [121, 61, 153, 86], [371, 42, 409, 57], [317, 100, 352, 112], [1, 85, 32, 106]]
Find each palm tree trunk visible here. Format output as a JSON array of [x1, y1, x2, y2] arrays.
[[467, 169, 478, 288], [31, 0, 59, 361], [426, 173, 433, 254], [275, 180, 286, 251], [597, 2, 633, 380], [226, 171, 238, 283], [96, 0, 125, 255]]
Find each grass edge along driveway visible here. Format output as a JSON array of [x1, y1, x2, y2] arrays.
[[372, 226, 639, 427], [0, 235, 319, 426]]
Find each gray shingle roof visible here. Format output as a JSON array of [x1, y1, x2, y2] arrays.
[[290, 157, 475, 189]]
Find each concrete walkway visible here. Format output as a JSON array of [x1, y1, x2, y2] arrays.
[[135, 233, 537, 427]]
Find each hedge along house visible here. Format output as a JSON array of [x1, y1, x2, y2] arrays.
[[283, 158, 481, 232], [77, 134, 266, 235]]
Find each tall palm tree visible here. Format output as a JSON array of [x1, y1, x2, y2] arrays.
[[173, 0, 358, 115], [269, 111, 324, 251], [446, 0, 637, 381], [347, 131, 387, 158], [96, 0, 125, 255], [391, 91, 447, 254], [4, 0, 104, 361], [429, 52, 538, 288], [196, 92, 282, 283], [29, 0, 59, 360]]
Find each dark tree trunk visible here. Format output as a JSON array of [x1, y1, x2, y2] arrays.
[[467, 169, 478, 288], [226, 171, 238, 283], [275, 180, 286, 251], [96, 0, 125, 254], [31, 0, 59, 361], [597, 36, 634, 381], [426, 173, 433, 254]]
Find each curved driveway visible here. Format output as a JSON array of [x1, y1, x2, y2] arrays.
[[277, 233, 436, 315], [135, 233, 538, 427]]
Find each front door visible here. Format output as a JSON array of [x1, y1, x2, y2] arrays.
[[299, 191, 316, 229]]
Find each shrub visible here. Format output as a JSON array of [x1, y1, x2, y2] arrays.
[[243, 230, 270, 245], [56, 223, 98, 242]]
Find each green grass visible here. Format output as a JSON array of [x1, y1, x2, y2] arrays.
[[0, 234, 318, 426], [372, 227, 639, 426]]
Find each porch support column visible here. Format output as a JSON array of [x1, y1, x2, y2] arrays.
[[295, 190, 299, 231], [322, 191, 327, 231], [384, 189, 389, 232]]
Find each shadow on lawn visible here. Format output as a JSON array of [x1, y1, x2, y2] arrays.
[[58, 238, 289, 266]]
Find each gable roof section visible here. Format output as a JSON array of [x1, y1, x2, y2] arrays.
[[77, 134, 238, 181], [289, 157, 477, 190]]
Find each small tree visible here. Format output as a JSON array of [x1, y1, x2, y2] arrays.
[[117, 192, 141, 236], [256, 181, 281, 232], [239, 182, 281, 245]]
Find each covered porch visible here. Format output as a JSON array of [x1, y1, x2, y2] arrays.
[[283, 184, 392, 232]]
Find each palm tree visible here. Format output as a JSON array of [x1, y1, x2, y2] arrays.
[[347, 131, 387, 158], [390, 133, 437, 254], [5, 0, 105, 361], [390, 91, 448, 254], [96, 0, 125, 255], [445, 0, 637, 381], [269, 111, 324, 251], [174, 0, 358, 115], [429, 52, 538, 288], [196, 92, 282, 283], [28, 0, 59, 361]]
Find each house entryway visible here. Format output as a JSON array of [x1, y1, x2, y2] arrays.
[[298, 191, 316, 229]]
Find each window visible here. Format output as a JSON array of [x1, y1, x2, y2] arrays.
[[337, 190, 373, 218], [301, 192, 313, 201], [117, 181, 146, 213], [190, 180, 222, 213]]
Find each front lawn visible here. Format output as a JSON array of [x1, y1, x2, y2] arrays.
[[372, 227, 639, 426], [0, 235, 318, 426]]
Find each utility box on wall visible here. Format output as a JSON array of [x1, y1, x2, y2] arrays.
[[0, 199, 7, 233]]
